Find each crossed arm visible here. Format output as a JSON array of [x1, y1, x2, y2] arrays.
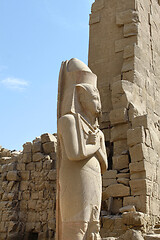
[[58, 114, 108, 173]]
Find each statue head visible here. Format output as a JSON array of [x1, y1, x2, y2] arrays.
[[57, 58, 101, 121], [76, 84, 101, 118]]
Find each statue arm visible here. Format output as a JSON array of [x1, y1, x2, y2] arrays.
[[58, 114, 100, 161], [96, 131, 108, 174]]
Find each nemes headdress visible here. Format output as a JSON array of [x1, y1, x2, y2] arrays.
[[57, 58, 97, 119]]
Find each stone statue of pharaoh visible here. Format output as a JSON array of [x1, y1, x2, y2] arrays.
[[56, 58, 108, 240]]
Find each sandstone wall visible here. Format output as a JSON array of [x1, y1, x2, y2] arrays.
[[0, 134, 57, 240], [88, 0, 160, 233]]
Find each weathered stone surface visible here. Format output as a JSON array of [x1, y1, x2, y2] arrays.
[[91, 0, 104, 13], [129, 179, 147, 196], [22, 153, 32, 163], [123, 195, 148, 213], [129, 144, 148, 163], [132, 115, 149, 129], [7, 171, 20, 181], [122, 211, 146, 227], [118, 229, 144, 240], [33, 152, 44, 162], [103, 178, 117, 187], [23, 142, 32, 153], [124, 23, 138, 37], [109, 108, 128, 125], [114, 140, 128, 155], [117, 178, 129, 186], [41, 133, 57, 144], [103, 170, 117, 179], [112, 155, 129, 170], [119, 205, 136, 213], [43, 142, 56, 154], [103, 184, 130, 200], [32, 141, 42, 153], [111, 124, 130, 142], [116, 10, 139, 26], [127, 127, 145, 147]]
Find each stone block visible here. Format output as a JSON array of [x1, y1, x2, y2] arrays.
[[116, 10, 139, 26], [26, 162, 35, 171], [103, 178, 117, 187], [41, 133, 57, 144], [129, 179, 149, 196], [32, 141, 42, 153], [103, 170, 117, 179], [91, 0, 104, 13], [122, 58, 134, 72], [7, 171, 20, 181], [116, 173, 130, 178], [33, 152, 44, 162], [89, 12, 100, 25], [127, 127, 145, 147], [112, 155, 129, 170], [129, 161, 145, 173], [122, 211, 145, 227], [130, 172, 146, 180], [119, 205, 136, 213], [129, 143, 148, 162], [23, 142, 32, 153], [123, 44, 135, 59], [123, 195, 148, 213], [111, 124, 130, 142], [115, 36, 137, 53], [132, 115, 149, 129], [103, 184, 130, 200], [22, 153, 32, 163], [43, 142, 56, 154], [114, 140, 128, 155], [117, 178, 129, 186], [17, 163, 25, 171], [7, 162, 16, 171], [109, 108, 128, 125], [119, 229, 144, 240], [111, 80, 134, 109], [20, 171, 30, 180], [20, 181, 29, 191], [124, 23, 138, 37]]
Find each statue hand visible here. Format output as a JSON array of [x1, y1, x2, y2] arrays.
[[88, 131, 99, 145]]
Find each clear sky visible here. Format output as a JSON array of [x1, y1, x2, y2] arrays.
[[0, 0, 94, 151]]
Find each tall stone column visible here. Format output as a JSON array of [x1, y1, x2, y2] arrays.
[[89, 0, 160, 221]]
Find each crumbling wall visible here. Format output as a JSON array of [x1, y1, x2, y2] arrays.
[[0, 133, 57, 240]]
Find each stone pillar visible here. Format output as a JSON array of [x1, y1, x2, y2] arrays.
[[89, 0, 160, 221]]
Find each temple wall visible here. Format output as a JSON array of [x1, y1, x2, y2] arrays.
[[89, 0, 160, 236]]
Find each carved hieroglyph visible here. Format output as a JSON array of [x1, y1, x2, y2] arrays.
[[56, 58, 108, 240]]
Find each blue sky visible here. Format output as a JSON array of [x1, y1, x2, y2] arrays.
[[0, 0, 94, 150]]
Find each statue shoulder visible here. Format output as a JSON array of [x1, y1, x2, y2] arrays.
[[58, 114, 76, 132]]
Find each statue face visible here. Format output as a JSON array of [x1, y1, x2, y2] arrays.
[[83, 88, 101, 117]]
